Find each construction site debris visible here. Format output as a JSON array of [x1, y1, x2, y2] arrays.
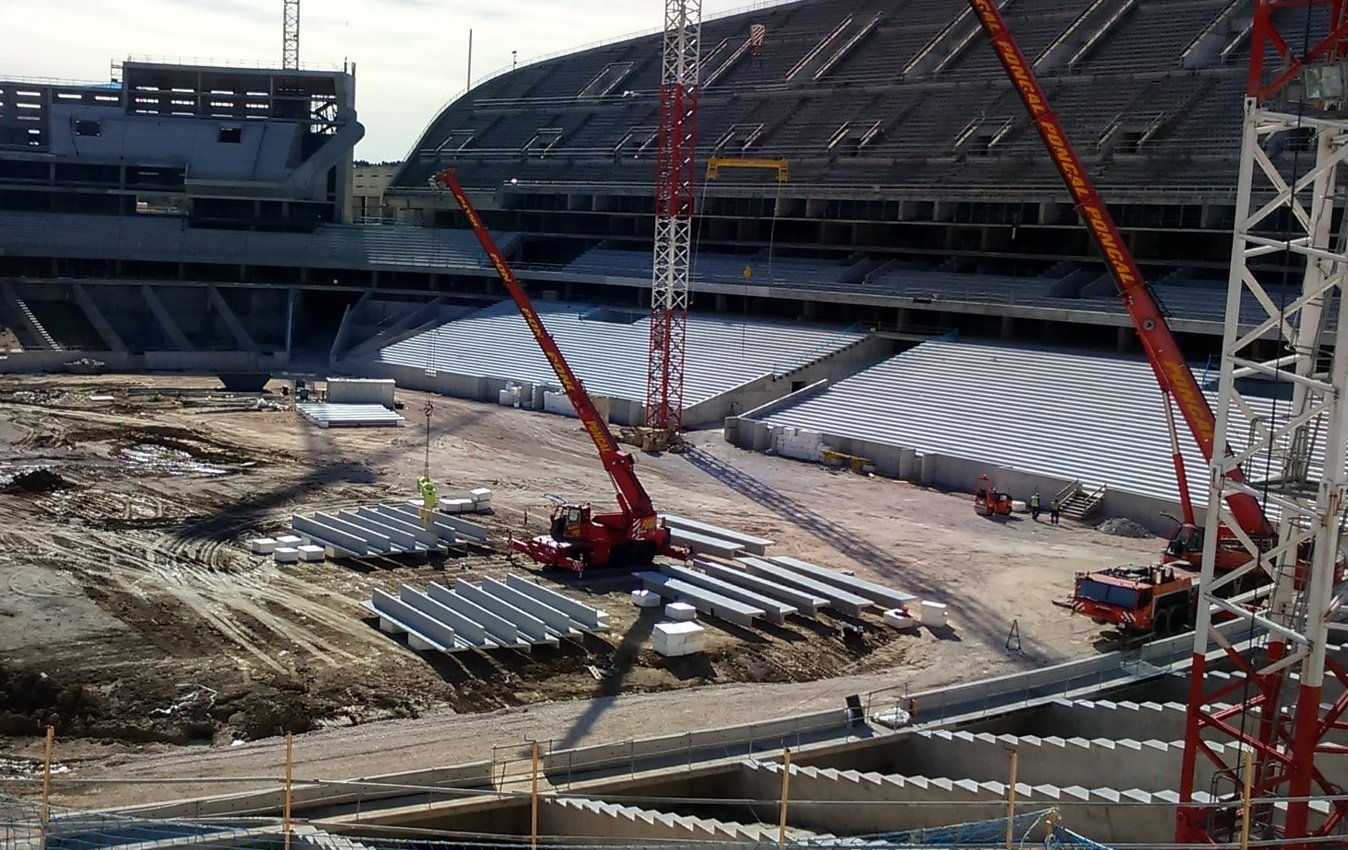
[[871, 706, 912, 729], [296, 402, 405, 428], [1097, 518, 1152, 538]]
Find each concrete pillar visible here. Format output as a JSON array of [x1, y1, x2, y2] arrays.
[[1000, 315, 1014, 339], [715, 293, 727, 312], [895, 307, 908, 332], [802, 300, 816, 320], [1116, 326, 1131, 352]]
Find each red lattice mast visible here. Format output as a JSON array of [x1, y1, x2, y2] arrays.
[[646, 0, 701, 433]]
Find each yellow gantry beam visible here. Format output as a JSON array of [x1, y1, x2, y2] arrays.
[[705, 157, 789, 182]]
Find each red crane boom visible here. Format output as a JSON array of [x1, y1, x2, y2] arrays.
[[430, 169, 681, 571], [967, 0, 1275, 546]]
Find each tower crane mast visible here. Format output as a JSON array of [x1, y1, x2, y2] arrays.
[[646, 0, 701, 438], [282, 0, 300, 70]]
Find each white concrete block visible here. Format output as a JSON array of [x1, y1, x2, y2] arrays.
[[441, 498, 476, 514], [664, 602, 697, 621], [920, 600, 948, 627], [273, 547, 300, 564], [469, 487, 493, 503], [275, 535, 302, 547], [632, 589, 662, 608], [883, 608, 917, 629], [297, 544, 326, 562], [250, 537, 277, 555], [653, 621, 705, 656]]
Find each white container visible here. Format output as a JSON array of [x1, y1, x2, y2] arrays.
[[275, 534, 302, 547], [250, 537, 277, 555], [883, 608, 917, 629], [919, 600, 948, 628], [469, 487, 493, 504], [632, 589, 662, 608], [664, 602, 697, 622], [653, 621, 705, 657], [297, 544, 326, 563], [273, 547, 300, 564]]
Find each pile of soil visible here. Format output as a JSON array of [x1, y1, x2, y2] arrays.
[[1, 468, 71, 494]]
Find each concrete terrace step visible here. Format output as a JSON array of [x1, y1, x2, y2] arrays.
[[542, 796, 827, 844], [738, 760, 1204, 844]]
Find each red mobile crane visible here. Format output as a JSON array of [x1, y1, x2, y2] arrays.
[[966, 0, 1277, 579], [429, 169, 686, 573]]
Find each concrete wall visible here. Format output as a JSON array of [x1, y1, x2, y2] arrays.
[[0, 350, 287, 374]]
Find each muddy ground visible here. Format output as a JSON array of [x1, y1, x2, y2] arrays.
[[0, 374, 1159, 803]]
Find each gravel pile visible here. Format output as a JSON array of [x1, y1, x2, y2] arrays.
[[1097, 517, 1153, 538]]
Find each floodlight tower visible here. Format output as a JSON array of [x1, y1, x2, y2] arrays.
[[645, 0, 701, 435], [1176, 1, 1348, 843], [282, 0, 300, 70]]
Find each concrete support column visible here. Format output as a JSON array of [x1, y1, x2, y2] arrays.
[[894, 307, 908, 333], [715, 293, 727, 312], [802, 300, 817, 320], [564, 281, 575, 300], [1116, 326, 1131, 352], [1000, 315, 1014, 339]]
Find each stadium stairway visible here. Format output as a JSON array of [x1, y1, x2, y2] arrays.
[[540, 796, 832, 844], [0, 281, 61, 351]]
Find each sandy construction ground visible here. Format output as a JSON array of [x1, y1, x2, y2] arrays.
[[0, 374, 1159, 807]]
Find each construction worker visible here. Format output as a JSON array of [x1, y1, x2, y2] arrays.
[[416, 475, 438, 528], [1050, 497, 1062, 525], [1030, 490, 1041, 521]]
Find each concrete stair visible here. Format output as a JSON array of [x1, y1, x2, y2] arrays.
[[291, 826, 375, 850], [542, 796, 829, 844], [1, 281, 62, 351], [739, 759, 1208, 844]]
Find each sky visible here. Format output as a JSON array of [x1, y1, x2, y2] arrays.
[[4, 0, 761, 162]]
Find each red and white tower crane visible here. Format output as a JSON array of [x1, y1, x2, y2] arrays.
[[646, 0, 701, 435], [1177, 2, 1348, 843]]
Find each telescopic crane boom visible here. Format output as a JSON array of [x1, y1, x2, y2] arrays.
[[430, 169, 684, 572], [966, 0, 1277, 560]]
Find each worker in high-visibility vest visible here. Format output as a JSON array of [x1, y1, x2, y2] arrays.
[[417, 475, 438, 528]]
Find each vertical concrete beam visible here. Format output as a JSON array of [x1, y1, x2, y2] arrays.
[[141, 284, 194, 350]]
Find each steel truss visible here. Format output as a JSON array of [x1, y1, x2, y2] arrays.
[[282, 0, 300, 70], [646, 0, 701, 433], [1176, 102, 1348, 844]]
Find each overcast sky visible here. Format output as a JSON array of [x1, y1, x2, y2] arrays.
[[5, 0, 760, 162]]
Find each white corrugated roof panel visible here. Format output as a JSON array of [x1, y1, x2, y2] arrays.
[[759, 338, 1337, 510], [372, 300, 866, 406]]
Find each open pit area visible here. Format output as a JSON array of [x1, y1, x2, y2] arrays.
[[0, 374, 1160, 807]]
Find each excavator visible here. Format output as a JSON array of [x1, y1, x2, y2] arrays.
[[429, 169, 687, 573]]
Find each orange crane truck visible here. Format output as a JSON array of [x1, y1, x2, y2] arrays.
[[1071, 564, 1200, 637], [429, 169, 687, 573]]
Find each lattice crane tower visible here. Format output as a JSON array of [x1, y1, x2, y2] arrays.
[[282, 0, 300, 70], [646, 0, 701, 433], [1177, 1, 1348, 843]]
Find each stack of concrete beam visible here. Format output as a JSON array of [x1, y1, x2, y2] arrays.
[[633, 570, 766, 627], [427, 486, 493, 515], [296, 403, 405, 428], [289, 503, 486, 559], [364, 574, 609, 655], [660, 515, 774, 555]]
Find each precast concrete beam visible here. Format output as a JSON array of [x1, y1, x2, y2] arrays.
[[312, 512, 396, 554], [505, 574, 608, 631], [456, 581, 557, 646], [382, 504, 474, 542], [354, 506, 443, 548], [635, 572, 764, 627], [291, 514, 368, 557], [336, 510, 421, 551], [140, 284, 194, 350], [696, 558, 826, 614], [207, 285, 258, 351], [425, 581, 526, 649], [768, 554, 916, 608], [667, 527, 745, 559], [71, 283, 127, 352], [397, 585, 493, 648], [660, 514, 774, 554], [737, 556, 872, 616], [366, 589, 455, 652], [479, 576, 581, 636], [659, 562, 795, 623]]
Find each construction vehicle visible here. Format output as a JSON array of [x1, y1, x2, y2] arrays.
[[966, 0, 1293, 607], [1071, 564, 1199, 637], [973, 474, 1012, 517], [428, 168, 686, 573]]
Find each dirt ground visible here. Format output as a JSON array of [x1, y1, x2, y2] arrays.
[[0, 374, 1160, 806]]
